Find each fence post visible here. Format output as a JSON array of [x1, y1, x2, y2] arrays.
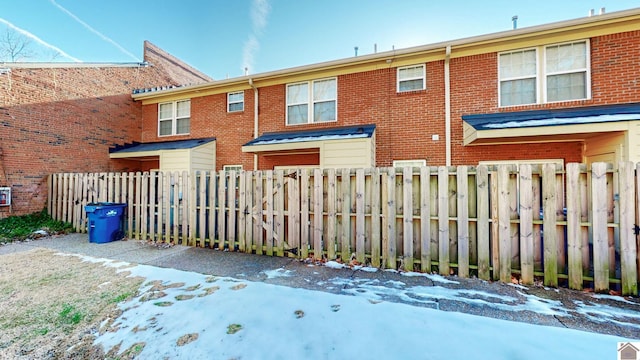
[[497, 165, 512, 283]]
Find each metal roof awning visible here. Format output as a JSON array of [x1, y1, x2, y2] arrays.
[[462, 103, 640, 145], [242, 124, 376, 153], [109, 137, 216, 159]]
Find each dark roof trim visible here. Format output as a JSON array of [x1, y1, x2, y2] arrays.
[[110, 137, 216, 154], [463, 103, 640, 130], [243, 124, 376, 147]]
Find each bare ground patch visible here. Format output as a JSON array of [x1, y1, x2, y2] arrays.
[[0, 248, 144, 359]]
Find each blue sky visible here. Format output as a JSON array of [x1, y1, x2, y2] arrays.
[[1, 1, 638, 80]]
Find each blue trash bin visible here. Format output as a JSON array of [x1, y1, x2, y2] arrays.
[[85, 202, 127, 244]]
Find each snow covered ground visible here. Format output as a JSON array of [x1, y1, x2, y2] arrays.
[[83, 256, 638, 360]]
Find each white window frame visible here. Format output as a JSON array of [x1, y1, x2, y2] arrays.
[[227, 91, 244, 112], [223, 165, 243, 172], [393, 159, 427, 168], [498, 40, 590, 107], [286, 77, 337, 125], [397, 64, 426, 92], [158, 99, 190, 137], [543, 41, 590, 103]]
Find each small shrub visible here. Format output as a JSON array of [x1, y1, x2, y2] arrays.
[[0, 209, 73, 242]]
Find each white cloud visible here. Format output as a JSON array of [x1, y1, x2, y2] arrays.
[[0, 17, 81, 62], [50, 0, 140, 62], [242, 0, 271, 74]]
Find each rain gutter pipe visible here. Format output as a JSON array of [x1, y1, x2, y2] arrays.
[[444, 45, 452, 166], [249, 78, 259, 170]]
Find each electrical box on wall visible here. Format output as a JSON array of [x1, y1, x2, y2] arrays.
[[0, 187, 11, 206]]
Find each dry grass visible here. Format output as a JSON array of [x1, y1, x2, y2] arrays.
[[0, 248, 144, 359]]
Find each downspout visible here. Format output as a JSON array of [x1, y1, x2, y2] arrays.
[[249, 78, 259, 170], [444, 45, 452, 166]]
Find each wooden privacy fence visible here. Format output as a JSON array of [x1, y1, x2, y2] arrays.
[[48, 162, 640, 295]]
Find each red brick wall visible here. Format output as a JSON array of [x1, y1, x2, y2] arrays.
[[0, 43, 211, 217], [138, 31, 638, 172]]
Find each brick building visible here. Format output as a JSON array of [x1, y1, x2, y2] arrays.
[[0, 41, 211, 216], [124, 8, 639, 174]]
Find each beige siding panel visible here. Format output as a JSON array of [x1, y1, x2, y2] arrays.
[[191, 141, 216, 172], [160, 150, 191, 172], [321, 138, 374, 169]]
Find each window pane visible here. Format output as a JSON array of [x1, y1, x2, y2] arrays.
[[287, 104, 308, 124], [287, 83, 308, 104], [229, 102, 244, 112], [313, 79, 336, 101], [500, 78, 536, 106], [176, 118, 190, 134], [159, 103, 173, 119], [159, 120, 172, 136], [399, 65, 424, 80], [500, 50, 536, 79], [176, 100, 190, 117], [399, 78, 424, 91], [313, 101, 336, 122], [547, 72, 586, 101], [546, 42, 586, 73], [228, 92, 244, 103]]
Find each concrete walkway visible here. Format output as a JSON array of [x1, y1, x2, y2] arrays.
[[1, 234, 639, 340]]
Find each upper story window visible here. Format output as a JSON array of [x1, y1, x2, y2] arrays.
[[158, 100, 190, 136], [499, 40, 589, 107], [286, 78, 337, 125], [228, 91, 244, 112], [397, 64, 426, 92]]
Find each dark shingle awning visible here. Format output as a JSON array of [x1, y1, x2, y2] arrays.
[[463, 103, 640, 130], [243, 124, 375, 147]]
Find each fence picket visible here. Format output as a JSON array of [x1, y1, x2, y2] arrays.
[[566, 163, 582, 290], [457, 166, 469, 278], [371, 168, 381, 268], [542, 164, 558, 287], [497, 165, 511, 283], [313, 169, 324, 260], [266, 170, 274, 256], [386, 168, 397, 269], [341, 168, 351, 262], [327, 169, 337, 260], [438, 166, 449, 276], [300, 170, 310, 258], [476, 165, 490, 280], [198, 172, 207, 247], [618, 162, 637, 295], [592, 162, 609, 292], [356, 169, 366, 264], [275, 171, 285, 256], [238, 171, 247, 251], [402, 167, 414, 271], [519, 164, 534, 285]]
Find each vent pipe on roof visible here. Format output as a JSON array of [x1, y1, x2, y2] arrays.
[[374, 43, 377, 54], [589, 9, 594, 17], [599, 7, 605, 15], [354, 46, 359, 56], [512, 15, 518, 29]]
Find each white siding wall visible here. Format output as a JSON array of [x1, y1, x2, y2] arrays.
[[191, 141, 216, 172]]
